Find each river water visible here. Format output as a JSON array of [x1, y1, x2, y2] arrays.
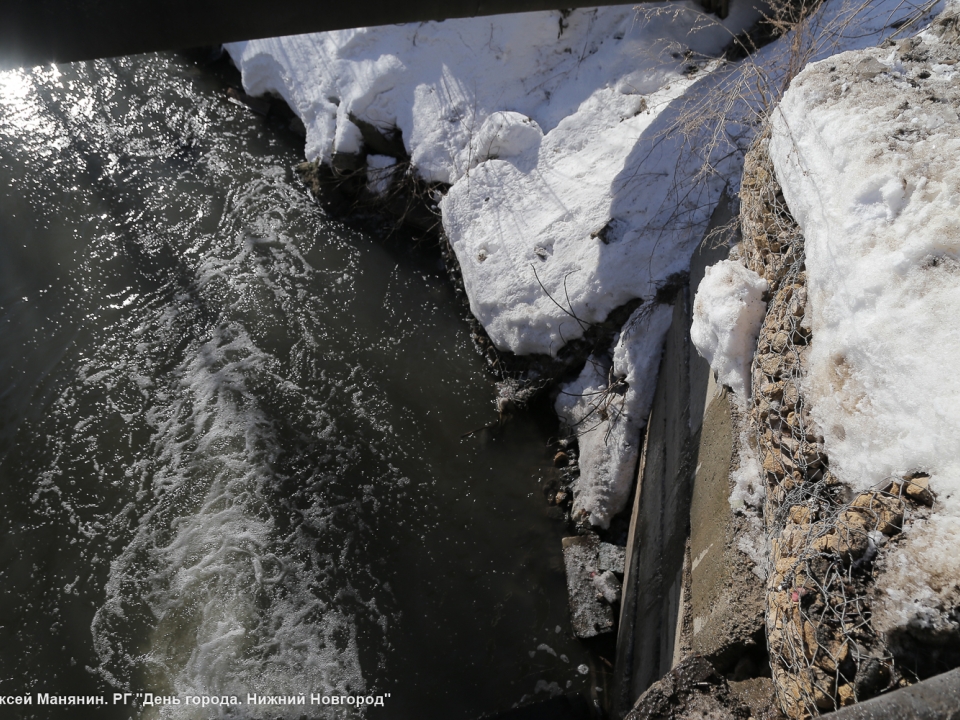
[[0, 52, 595, 718]]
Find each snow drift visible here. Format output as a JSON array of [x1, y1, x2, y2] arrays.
[[226, 4, 764, 356], [769, 4, 960, 646]]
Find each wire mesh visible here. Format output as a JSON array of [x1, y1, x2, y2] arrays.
[[738, 131, 910, 718]]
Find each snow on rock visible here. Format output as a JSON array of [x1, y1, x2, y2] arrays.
[[556, 303, 673, 528], [872, 515, 960, 644], [226, 4, 763, 356], [730, 424, 764, 514], [333, 116, 364, 155], [466, 111, 543, 171], [768, 3, 960, 642], [691, 259, 767, 397], [593, 570, 622, 605]]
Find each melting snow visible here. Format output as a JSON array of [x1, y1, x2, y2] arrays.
[[691, 259, 767, 398], [769, 6, 960, 637]]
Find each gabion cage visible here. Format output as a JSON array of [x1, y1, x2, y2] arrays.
[[736, 131, 927, 718]]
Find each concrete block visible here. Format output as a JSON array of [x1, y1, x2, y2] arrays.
[[599, 542, 626, 575], [562, 534, 615, 639], [689, 390, 766, 670], [613, 293, 695, 713]]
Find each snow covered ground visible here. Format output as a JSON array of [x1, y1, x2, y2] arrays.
[[769, 4, 960, 640], [226, 0, 945, 527]]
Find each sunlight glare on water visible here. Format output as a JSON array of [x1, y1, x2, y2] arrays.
[[0, 52, 593, 720]]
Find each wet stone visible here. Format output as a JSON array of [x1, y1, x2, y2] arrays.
[[625, 656, 752, 720], [562, 534, 615, 638]]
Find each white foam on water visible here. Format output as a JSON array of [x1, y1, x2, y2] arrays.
[[93, 334, 366, 718], [88, 186, 377, 717]]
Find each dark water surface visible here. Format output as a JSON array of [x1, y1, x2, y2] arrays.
[[0, 53, 595, 718]]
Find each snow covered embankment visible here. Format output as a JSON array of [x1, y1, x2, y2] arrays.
[[770, 2, 960, 675], [226, 6, 756, 355], [225, 4, 762, 528], [556, 304, 673, 527]]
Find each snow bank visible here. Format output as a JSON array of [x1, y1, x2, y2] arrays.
[[224, 0, 937, 358], [225, 5, 755, 185], [769, 3, 960, 637], [227, 0, 945, 356], [556, 303, 673, 528], [227, 4, 763, 355], [691, 259, 767, 397]]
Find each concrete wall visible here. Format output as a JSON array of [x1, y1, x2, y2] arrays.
[[687, 387, 766, 670], [611, 195, 768, 717], [611, 291, 697, 717], [611, 198, 733, 715]]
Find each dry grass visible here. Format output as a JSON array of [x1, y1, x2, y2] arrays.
[[628, 0, 942, 201]]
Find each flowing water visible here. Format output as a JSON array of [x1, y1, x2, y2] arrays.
[[0, 52, 596, 718]]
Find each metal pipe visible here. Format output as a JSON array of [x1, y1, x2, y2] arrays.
[[821, 668, 960, 720]]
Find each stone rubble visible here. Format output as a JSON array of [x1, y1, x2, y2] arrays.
[[624, 656, 753, 720]]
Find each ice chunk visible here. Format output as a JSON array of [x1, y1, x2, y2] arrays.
[[691, 259, 767, 397]]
